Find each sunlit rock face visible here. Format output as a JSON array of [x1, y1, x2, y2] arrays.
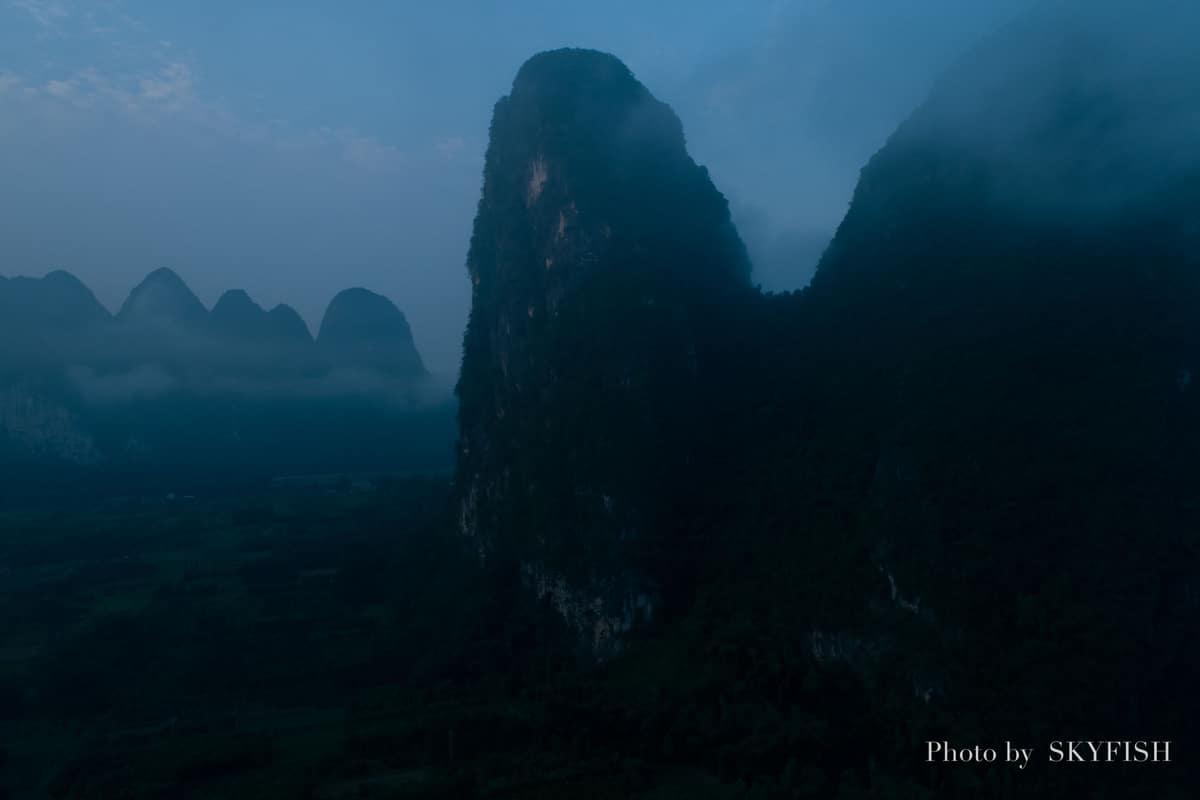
[[455, 48, 750, 654]]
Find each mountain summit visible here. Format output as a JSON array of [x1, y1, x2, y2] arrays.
[[209, 289, 269, 338], [0, 270, 110, 332], [814, 3, 1200, 314], [0, 270, 111, 366], [317, 288, 424, 376], [117, 267, 208, 329], [209, 289, 312, 343]]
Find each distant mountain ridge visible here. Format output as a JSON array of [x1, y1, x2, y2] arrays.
[[210, 289, 313, 344], [0, 267, 426, 380], [0, 268, 449, 481]]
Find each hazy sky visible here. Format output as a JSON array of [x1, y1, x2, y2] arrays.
[[0, 0, 1029, 373]]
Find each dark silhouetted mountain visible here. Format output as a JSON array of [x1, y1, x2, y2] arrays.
[[266, 303, 313, 343], [813, 3, 1200, 317], [207, 289, 312, 345], [208, 289, 312, 344], [0, 267, 423, 381], [455, 48, 751, 652], [317, 288, 424, 376], [800, 2, 1200, 788], [0, 270, 112, 367], [116, 267, 208, 329], [1, 269, 443, 477], [0, 270, 110, 330], [206, 290, 315, 379], [209, 289, 270, 339], [677, 7, 1200, 789], [0, 270, 110, 331]]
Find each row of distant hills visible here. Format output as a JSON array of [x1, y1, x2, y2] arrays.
[[0, 268, 453, 495], [0, 267, 425, 379]]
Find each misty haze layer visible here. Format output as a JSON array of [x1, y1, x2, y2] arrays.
[[0, 268, 452, 486], [1, 267, 426, 386], [0, 0, 1033, 373]]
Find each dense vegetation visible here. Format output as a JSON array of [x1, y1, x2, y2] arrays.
[[3, 471, 1191, 798]]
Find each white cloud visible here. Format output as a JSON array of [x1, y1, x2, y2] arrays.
[[138, 61, 191, 104], [25, 61, 199, 117], [9, 0, 69, 29], [3, 4, 410, 177], [15, 62, 410, 175], [43, 77, 74, 97]]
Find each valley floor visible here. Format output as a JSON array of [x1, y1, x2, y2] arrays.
[[0, 482, 749, 799], [1, 481, 1193, 799]]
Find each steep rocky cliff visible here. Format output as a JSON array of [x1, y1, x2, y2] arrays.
[[455, 49, 750, 653], [0, 380, 100, 465]]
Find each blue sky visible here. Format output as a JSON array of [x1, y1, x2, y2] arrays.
[[0, 0, 1027, 372]]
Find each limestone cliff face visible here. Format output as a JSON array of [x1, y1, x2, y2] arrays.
[[455, 49, 749, 653], [0, 381, 100, 465]]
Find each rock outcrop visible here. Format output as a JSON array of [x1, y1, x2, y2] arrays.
[[455, 48, 750, 653], [0, 380, 100, 465]]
